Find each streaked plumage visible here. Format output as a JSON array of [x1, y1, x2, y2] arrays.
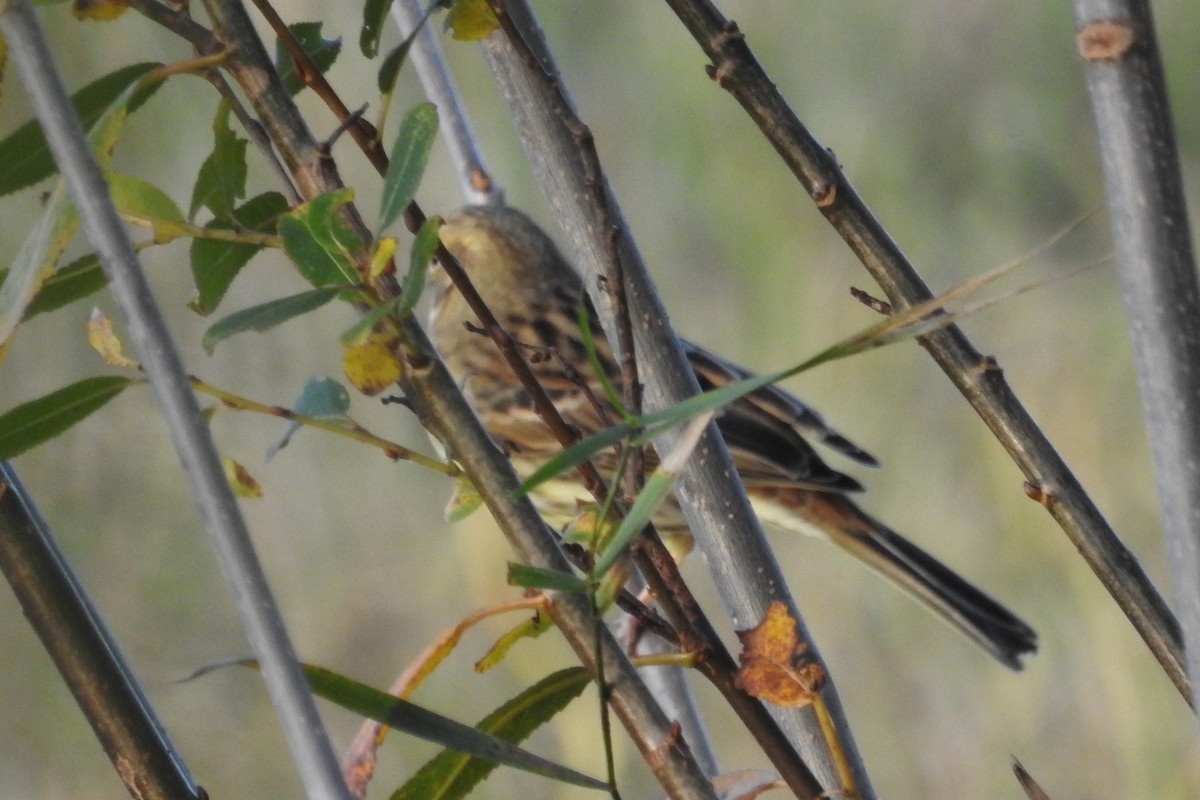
[[430, 205, 1037, 669]]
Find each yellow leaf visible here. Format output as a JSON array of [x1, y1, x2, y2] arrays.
[[342, 332, 402, 395], [445, 0, 499, 41], [368, 236, 397, 281], [86, 308, 138, 367], [72, 0, 130, 20], [223, 457, 263, 498]]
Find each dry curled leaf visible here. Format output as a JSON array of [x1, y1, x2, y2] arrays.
[[222, 457, 262, 498], [734, 600, 825, 707], [86, 308, 138, 368]]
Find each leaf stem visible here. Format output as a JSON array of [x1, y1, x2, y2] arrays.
[[188, 374, 459, 475]]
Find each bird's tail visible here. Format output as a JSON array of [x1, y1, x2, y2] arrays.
[[768, 492, 1038, 669]]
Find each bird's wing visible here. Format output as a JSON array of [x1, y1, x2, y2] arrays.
[[684, 342, 875, 492]]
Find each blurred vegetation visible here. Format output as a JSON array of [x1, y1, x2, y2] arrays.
[[1, 1, 1198, 798]]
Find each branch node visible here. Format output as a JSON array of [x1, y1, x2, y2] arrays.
[[1077, 19, 1135, 62]]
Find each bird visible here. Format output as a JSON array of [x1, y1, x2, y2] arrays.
[[428, 204, 1037, 669]]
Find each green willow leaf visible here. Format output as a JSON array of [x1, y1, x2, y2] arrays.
[[1, 72, 164, 347], [0, 62, 161, 197], [107, 171, 188, 244], [298, 665, 605, 792], [377, 38, 413, 95], [514, 422, 635, 498], [340, 297, 402, 346], [391, 668, 594, 800], [360, 0, 393, 57], [202, 287, 342, 354], [277, 22, 342, 96], [378, 103, 438, 235], [375, 0, 441, 93], [190, 191, 289, 315], [0, 181, 78, 347], [506, 563, 589, 593], [592, 469, 675, 577], [189, 102, 248, 221], [23, 254, 107, 318], [0, 376, 135, 459], [399, 214, 441, 317], [279, 188, 362, 288]]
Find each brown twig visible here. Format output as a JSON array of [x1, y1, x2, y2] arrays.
[[245, 0, 388, 172]]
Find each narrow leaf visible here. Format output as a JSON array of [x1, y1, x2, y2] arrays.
[[378, 103, 438, 234], [277, 22, 343, 96], [307, 188, 364, 261], [360, 0, 393, 57], [514, 422, 635, 497], [300, 665, 606, 791], [578, 306, 627, 419], [107, 171, 187, 243], [189, 102, 248, 221], [0, 62, 161, 197], [506, 563, 589, 593], [279, 189, 361, 288], [392, 668, 593, 800], [189, 191, 289, 315], [377, 38, 413, 95], [593, 412, 712, 576], [0, 181, 79, 348], [1, 70, 169, 345], [202, 287, 341, 354], [340, 297, 402, 346], [279, 214, 349, 288], [374, 0, 440, 93], [0, 376, 134, 459], [400, 214, 441, 317], [592, 470, 674, 577], [21, 254, 107, 318]]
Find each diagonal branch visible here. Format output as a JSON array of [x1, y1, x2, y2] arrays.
[[663, 0, 1189, 706], [478, 2, 876, 796], [1071, 0, 1200, 709], [0, 2, 354, 798], [197, 0, 721, 795]]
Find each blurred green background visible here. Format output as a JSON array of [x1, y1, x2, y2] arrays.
[[2, 1, 1198, 797]]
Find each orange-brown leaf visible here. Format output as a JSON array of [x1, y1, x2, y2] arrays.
[[734, 600, 825, 707]]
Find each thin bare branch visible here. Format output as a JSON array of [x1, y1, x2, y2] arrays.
[[478, 2, 868, 795], [663, 0, 1189, 705], [0, 464, 202, 800], [1072, 0, 1200, 708], [392, 0, 499, 205]]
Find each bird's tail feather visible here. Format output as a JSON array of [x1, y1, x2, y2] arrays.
[[799, 495, 1038, 669]]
